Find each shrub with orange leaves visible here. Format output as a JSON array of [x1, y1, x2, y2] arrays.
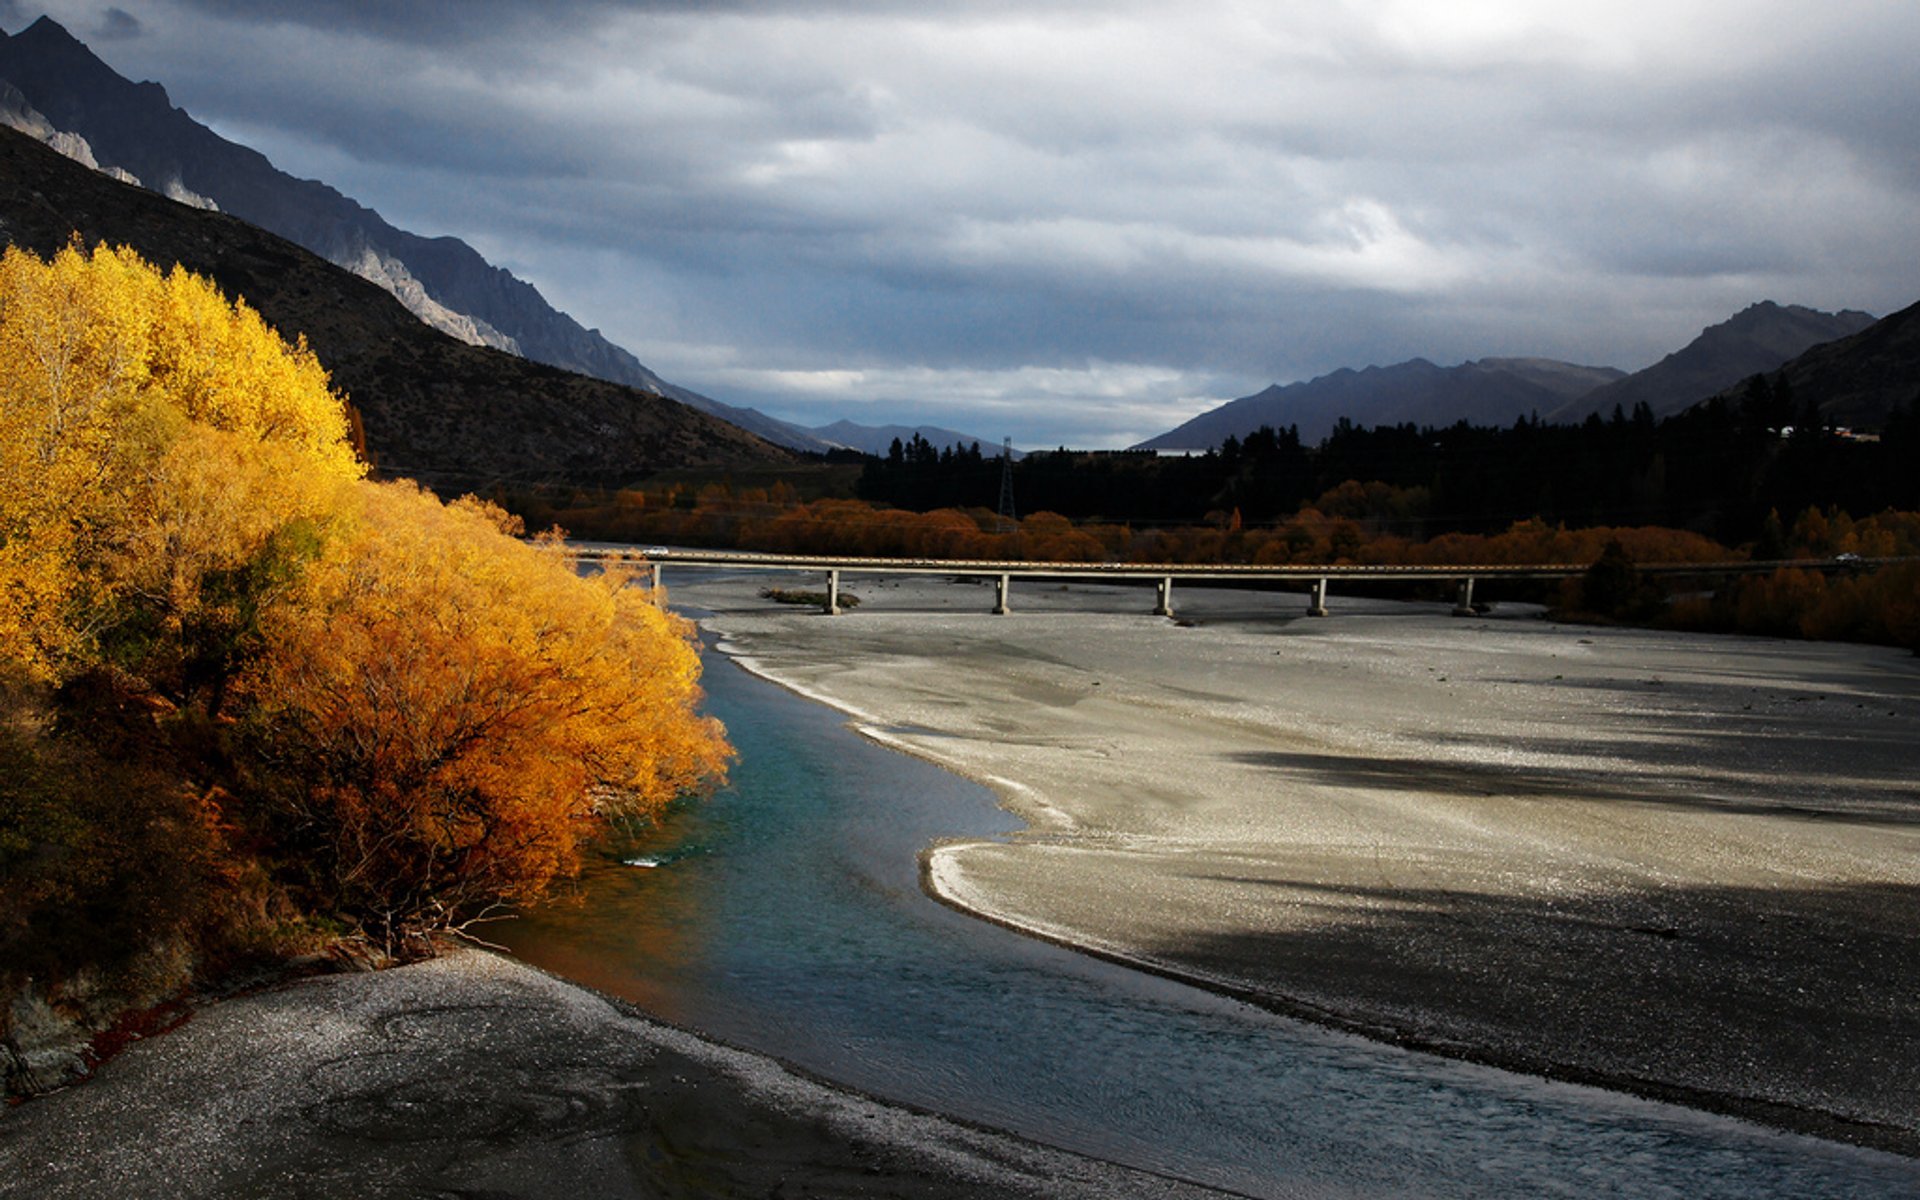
[[242, 484, 729, 953], [1, 243, 730, 1013]]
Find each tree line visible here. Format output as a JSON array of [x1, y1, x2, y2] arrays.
[[856, 387, 1920, 545], [520, 478, 1920, 652]]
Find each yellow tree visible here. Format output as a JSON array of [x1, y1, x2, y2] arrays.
[[3, 241, 727, 973], [1, 242, 365, 1012], [0, 243, 154, 676], [0, 242, 361, 688], [244, 483, 730, 953]]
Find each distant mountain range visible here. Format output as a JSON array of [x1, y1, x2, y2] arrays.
[[1138, 299, 1889, 451], [3, 14, 1910, 467], [0, 15, 842, 454], [0, 124, 783, 484], [1137, 357, 1624, 450]]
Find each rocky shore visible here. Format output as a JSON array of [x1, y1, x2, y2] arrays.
[[0, 947, 1231, 1199]]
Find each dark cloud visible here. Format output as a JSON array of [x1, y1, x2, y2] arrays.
[[167, 0, 624, 46], [26, 1, 1920, 445], [96, 5, 139, 38], [165, 0, 1102, 47]]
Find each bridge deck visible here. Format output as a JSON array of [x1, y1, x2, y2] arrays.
[[565, 546, 1896, 583], [559, 546, 1910, 617]]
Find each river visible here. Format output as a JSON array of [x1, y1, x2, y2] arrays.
[[496, 636, 1917, 1198]]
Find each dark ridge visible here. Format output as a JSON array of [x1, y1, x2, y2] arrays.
[[1136, 356, 1625, 451], [0, 16, 835, 453], [0, 124, 790, 488], [1713, 298, 1920, 429], [1549, 301, 1880, 424]]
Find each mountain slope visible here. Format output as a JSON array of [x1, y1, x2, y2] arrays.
[[0, 125, 786, 485], [0, 15, 833, 453], [1547, 301, 1877, 423], [1707, 299, 1920, 427], [1, 78, 120, 178], [1136, 357, 1623, 450]]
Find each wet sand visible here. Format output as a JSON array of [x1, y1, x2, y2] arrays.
[[0, 948, 1229, 1199], [680, 570, 1920, 1156]]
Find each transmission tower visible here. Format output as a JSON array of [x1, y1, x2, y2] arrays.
[[996, 437, 1017, 532]]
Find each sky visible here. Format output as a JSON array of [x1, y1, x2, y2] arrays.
[[10, 1, 1920, 447]]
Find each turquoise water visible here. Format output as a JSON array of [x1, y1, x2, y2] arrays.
[[498, 639, 1918, 1198]]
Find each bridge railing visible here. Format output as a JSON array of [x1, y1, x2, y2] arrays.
[[561, 546, 1913, 618]]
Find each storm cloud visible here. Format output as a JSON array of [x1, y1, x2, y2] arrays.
[[18, 1, 1920, 445]]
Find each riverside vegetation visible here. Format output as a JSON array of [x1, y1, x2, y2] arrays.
[[0, 244, 729, 1093], [507, 377, 1920, 652], [514, 478, 1920, 651]]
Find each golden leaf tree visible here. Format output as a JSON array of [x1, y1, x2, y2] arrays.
[[0, 242, 360, 687], [2, 242, 728, 991], [243, 485, 729, 952]]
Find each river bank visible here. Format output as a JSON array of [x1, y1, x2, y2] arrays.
[[0, 946, 1231, 1199], [679, 570, 1920, 1157], [8, 569, 1913, 1196]]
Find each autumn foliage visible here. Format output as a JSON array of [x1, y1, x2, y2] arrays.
[[519, 478, 1746, 569], [2, 244, 727, 1040], [0, 242, 357, 682], [1659, 508, 1920, 646], [517, 479, 1920, 651], [246, 485, 725, 949]]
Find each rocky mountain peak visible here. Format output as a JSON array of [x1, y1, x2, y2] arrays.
[[16, 13, 80, 44], [0, 16, 842, 453], [5, 15, 170, 113], [1542, 301, 1878, 423]]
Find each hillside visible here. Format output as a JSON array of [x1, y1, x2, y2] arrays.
[[1136, 357, 1623, 451], [1547, 301, 1877, 423], [0, 125, 787, 486], [0, 15, 832, 453], [1708, 299, 1920, 427]]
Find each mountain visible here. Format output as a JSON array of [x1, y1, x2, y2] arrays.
[[1137, 298, 1881, 452], [0, 124, 786, 485], [700, 401, 843, 455], [1706, 299, 1920, 428], [808, 420, 1022, 459], [1, 78, 124, 179], [1135, 357, 1624, 451], [1545, 301, 1877, 423], [0, 15, 832, 454]]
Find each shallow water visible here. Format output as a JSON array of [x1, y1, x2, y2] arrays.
[[498, 638, 1918, 1198]]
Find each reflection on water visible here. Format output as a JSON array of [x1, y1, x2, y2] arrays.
[[498, 641, 1917, 1199]]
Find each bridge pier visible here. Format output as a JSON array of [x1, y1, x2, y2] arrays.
[[1452, 576, 1476, 617], [559, 550, 1867, 626]]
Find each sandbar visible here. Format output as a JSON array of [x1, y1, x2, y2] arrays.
[[679, 570, 1920, 1156]]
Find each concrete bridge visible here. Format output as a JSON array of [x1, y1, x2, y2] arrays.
[[566, 547, 1907, 619]]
